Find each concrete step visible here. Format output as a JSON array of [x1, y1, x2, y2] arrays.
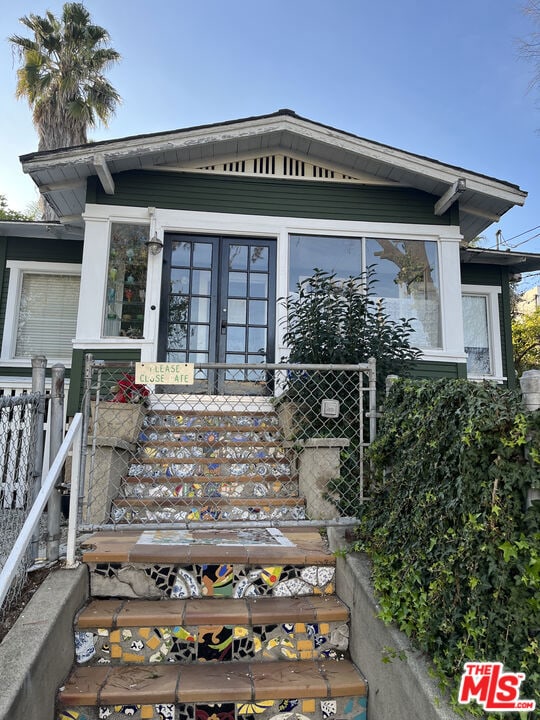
[[74, 596, 350, 665], [57, 659, 367, 720]]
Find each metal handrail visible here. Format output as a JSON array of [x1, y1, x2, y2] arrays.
[[0, 413, 83, 609]]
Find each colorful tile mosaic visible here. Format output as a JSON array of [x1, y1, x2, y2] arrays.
[[76, 618, 348, 665], [60, 696, 367, 720], [136, 529, 295, 548]]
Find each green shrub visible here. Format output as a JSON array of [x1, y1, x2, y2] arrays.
[[354, 379, 540, 715]]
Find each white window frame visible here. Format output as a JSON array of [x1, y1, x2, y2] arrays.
[[1, 261, 82, 367], [461, 284, 504, 381]]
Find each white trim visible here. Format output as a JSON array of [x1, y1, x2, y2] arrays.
[[461, 284, 504, 380], [77, 204, 465, 365], [2, 261, 81, 366]]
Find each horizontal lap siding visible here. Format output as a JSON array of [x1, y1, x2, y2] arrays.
[[410, 360, 467, 380], [88, 172, 455, 225]]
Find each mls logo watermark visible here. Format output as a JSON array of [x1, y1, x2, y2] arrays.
[[458, 662, 536, 713]]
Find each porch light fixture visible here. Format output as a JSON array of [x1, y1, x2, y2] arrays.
[[146, 233, 163, 255]]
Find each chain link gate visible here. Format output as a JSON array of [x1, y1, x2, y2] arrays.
[[0, 393, 41, 620], [78, 356, 376, 531]]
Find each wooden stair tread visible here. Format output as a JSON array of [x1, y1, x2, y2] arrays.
[[143, 424, 280, 433], [133, 456, 287, 465], [77, 595, 349, 628], [81, 528, 333, 565], [58, 659, 367, 706]]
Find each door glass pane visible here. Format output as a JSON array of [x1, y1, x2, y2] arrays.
[[250, 246, 268, 270], [227, 326, 246, 352], [229, 245, 248, 270], [249, 273, 268, 298], [192, 270, 211, 295], [190, 324, 209, 351], [191, 297, 210, 323], [228, 299, 246, 324], [171, 268, 190, 294], [249, 300, 267, 324], [193, 243, 212, 268], [248, 327, 267, 354], [167, 323, 187, 349], [167, 351, 187, 362], [229, 272, 247, 295], [171, 241, 191, 266]]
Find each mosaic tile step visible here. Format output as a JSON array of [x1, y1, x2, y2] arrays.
[[144, 412, 278, 430], [126, 462, 293, 481], [122, 477, 299, 500], [140, 429, 281, 442], [57, 659, 367, 719], [75, 596, 350, 665], [135, 448, 289, 462], [110, 501, 306, 525]]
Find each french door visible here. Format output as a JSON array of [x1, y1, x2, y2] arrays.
[[158, 234, 276, 394]]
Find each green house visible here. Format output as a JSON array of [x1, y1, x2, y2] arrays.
[[1, 110, 539, 411]]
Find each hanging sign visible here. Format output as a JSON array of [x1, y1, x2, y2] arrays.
[[135, 362, 194, 385]]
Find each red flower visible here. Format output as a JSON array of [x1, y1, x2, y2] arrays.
[[112, 373, 149, 403]]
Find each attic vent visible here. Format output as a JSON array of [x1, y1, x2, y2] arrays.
[[283, 156, 305, 177], [313, 165, 335, 179], [253, 156, 276, 174]]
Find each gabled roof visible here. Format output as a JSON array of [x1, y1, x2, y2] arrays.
[[19, 109, 527, 240]]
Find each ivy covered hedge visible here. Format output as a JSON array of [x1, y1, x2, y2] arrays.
[[354, 379, 540, 715]]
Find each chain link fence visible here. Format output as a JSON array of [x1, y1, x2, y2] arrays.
[[0, 393, 41, 620], [78, 357, 376, 530]]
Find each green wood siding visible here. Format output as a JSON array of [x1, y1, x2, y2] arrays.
[[87, 171, 457, 225], [410, 359, 468, 380], [68, 348, 142, 416]]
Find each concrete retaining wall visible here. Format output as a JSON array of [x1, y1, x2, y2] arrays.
[[0, 565, 88, 720], [328, 528, 475, 720]]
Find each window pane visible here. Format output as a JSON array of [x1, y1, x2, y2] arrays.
[[229, 245, 248, 270], [228, 299, 246, 324], [249, 300, 267, 324], [104, 223, 149, 338], [16, 274, 80, 359], [170, 268, 190, 294], [249, 273, 268, 298], [191, 297, 210, 323], [229, 272, 247, 295], [250, 246, 268, 270], [171, 241, 191, 266], [192, 270, 211, 295], [289, 235, 362, 292], [227, 327, 246, 352], [366, 238, 441, 349], [189, 325, 209, 351], [248, 327, 267, 354], [192, 242, 213, 268], [462, 295, 491, 374]]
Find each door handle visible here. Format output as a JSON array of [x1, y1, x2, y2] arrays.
[[221, 308, 227, 334]]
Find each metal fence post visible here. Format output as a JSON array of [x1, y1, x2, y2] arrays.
[[520, 369, 540, 509], [30, 356, 47, 562], [78, 354, 93, 524], [47, 364, 65, 561]]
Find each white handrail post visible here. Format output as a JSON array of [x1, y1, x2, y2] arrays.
[[66, 416, 82, 568]]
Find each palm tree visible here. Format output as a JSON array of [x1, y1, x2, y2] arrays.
[[10, 2, 121, 218]]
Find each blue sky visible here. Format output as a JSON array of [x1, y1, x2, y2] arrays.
[[1, 0, 539, 284]]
